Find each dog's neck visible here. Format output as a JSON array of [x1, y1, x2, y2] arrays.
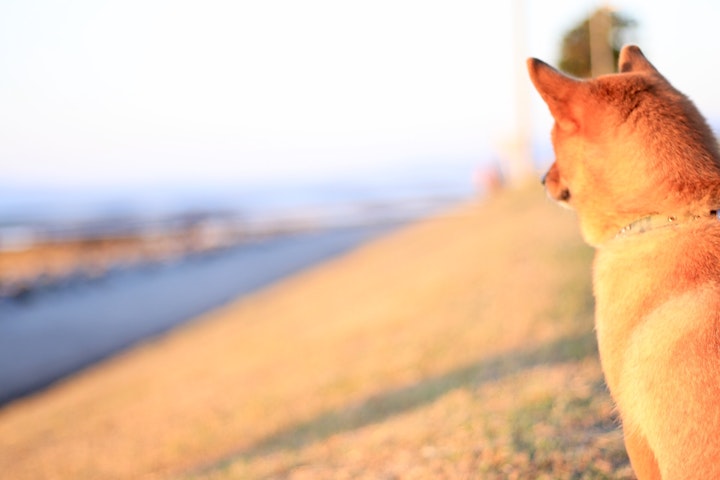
[[615, 210, 720, 239]]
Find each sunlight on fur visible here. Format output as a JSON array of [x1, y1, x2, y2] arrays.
[[529, 45, 720, 480]]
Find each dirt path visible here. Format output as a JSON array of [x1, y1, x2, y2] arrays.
[[0, 185, 632, 479]]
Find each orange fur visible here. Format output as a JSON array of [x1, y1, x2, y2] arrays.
[[528, 45, 720, 479]]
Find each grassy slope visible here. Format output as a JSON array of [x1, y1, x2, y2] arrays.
[[0, 185, 632, 479]]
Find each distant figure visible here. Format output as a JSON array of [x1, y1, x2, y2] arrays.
[[473, 162, 504, 197]]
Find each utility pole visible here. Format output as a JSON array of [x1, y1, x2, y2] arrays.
[[508, 0, 533, 185]]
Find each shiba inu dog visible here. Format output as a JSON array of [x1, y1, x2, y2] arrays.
[[528, 45, 720, 479]]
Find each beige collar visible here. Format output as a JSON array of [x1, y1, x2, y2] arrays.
[[615, 210, 720, 238]]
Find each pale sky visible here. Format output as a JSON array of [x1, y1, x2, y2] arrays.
[[2, 0, 720, 189]]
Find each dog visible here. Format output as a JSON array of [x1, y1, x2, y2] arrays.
[[528, 45, 720, 479]]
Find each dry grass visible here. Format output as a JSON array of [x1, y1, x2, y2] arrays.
[[0, 185, 631, 479]]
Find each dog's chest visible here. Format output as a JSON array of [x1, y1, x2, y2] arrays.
[[592, 244, 677, 392]]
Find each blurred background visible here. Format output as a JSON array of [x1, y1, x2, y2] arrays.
[[2, 0, 720, 404]]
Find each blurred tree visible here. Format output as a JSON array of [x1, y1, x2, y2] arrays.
[[558, 6, 637, 78]]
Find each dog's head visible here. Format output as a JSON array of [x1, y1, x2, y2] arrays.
[[528, 45, 720, 246]]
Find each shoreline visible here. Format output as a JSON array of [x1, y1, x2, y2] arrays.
[[0, 195, 464, 303]]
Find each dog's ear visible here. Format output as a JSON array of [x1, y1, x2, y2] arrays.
[[618, 45, 659, 74], [527, 58, 581, 132]]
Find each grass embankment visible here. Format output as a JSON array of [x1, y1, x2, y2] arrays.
[[0, 185, 632, 479]]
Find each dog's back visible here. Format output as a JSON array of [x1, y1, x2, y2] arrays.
[[528, 46, 720, 479]]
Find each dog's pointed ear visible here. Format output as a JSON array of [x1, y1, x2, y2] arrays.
[[527, 58, 580, 132], [618, 45, 658, 74]]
